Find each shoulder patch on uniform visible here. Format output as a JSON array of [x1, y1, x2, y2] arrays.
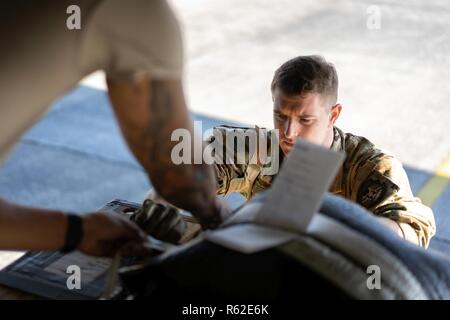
[[357, 171, 399, 209]]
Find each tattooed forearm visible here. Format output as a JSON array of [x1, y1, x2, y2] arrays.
[[144, 81, 217, 218], [107, 77, 223, 228]]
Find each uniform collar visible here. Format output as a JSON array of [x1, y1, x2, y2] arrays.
[[330, 126, 345, 153]]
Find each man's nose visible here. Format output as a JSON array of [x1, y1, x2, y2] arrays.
[[284, 119, 299, 140]]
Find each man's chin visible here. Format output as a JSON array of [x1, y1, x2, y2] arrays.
[[281, 144, 292, 156]]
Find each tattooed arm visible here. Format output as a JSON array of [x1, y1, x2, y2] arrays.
[[107, 77, 230, 229]]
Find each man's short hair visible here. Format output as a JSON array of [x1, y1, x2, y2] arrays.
[[271, 55, 339, 108]]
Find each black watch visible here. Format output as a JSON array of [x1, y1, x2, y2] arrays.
[[60, 213, 84, 253]]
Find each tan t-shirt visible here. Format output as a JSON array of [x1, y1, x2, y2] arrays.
[[0, 0, 183, 164]]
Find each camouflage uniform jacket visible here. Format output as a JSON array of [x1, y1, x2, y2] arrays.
[[210, 125, 436, 248]]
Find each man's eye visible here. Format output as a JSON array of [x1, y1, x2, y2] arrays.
[[300, 118, 314, 125], [275, 113, 286, 121]]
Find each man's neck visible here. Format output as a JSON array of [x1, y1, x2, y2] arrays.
[[324, 127, 335, 149]]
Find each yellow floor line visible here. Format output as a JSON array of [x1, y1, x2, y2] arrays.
[[416, 155, 450, 207]]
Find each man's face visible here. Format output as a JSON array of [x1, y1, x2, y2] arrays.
[[272, 88, 339, 155]]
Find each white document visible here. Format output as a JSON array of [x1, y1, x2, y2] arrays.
[[205, 139, 345, 253], [0, 251, 26, 271], [254, 138, 345, 232], [204, 224, 297, 254]]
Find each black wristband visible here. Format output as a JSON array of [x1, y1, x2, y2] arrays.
[[60, 214, 84, 253]]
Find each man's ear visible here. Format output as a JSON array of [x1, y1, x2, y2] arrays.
[[329, 104, 342, 126]]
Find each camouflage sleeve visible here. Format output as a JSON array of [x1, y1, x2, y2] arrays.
[[207, 126, 264, 200], [350, 154, 436, 248], [212, 152, 246, 197]]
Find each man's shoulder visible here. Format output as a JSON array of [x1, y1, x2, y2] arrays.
[[335, 127, 393, 164], [336, 127, 409, 205], [336, 127, 373, 150], [336, 127, 406, 186]]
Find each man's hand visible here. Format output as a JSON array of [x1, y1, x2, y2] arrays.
[[79, 212, 151, 257], [199, 197, 232, 230], [145, 189, 232, 231], [131, 199, 187, 244], [376, 216, 405, 238], [138, 191, 232, 243], [376, 216, 421, 245]]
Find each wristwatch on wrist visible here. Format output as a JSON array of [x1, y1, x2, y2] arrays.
[[60, 213, 84, 253]]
